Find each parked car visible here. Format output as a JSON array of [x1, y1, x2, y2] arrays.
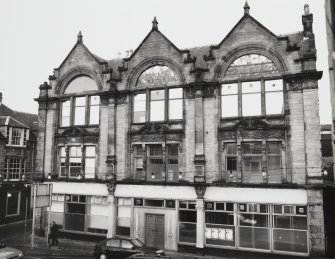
[[0, 242, 24, 259], [94, 236, 167, 259]]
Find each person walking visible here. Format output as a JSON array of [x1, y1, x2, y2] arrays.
[[50, 221, 59, 246]]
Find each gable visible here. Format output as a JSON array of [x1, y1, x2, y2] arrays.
[[129, 29, 182, 65], [218, 15, 278, 49]]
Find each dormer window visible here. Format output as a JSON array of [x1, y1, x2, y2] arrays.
[[6, 127, 29, 147]]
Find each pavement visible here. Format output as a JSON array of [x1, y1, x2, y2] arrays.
[[0, 221, 305, 259]]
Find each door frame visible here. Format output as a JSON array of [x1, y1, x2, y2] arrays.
[[145, 213, 165, 248]]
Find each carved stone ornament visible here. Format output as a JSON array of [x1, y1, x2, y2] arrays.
[[116, 93, 128, 104], [203, 86, 218, 98], [61, 126, 88, 137], [47, 100, 57, 110], [286, 78, 318, 91], [220, 131, 237, 140], [184, 88, 195, 99], [195, 185, 207, 199], [100, 95, 114, 106], [138, 123, 170, 134], [131, 133, 182, 143], [106, 182, 116, 195]]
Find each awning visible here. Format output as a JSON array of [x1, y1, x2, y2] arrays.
[[115, 184, 197, 200], [204, 187, 307, 205], [52, 182, 108, 196]]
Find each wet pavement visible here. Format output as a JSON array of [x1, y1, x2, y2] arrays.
[[0, 221, 306, 259]]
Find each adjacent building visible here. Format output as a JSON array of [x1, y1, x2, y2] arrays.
[[35, 3, 325, 257], [0, 93, 38, 225]]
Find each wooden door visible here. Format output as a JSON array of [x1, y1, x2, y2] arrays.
[[145, 214, 165, 248]]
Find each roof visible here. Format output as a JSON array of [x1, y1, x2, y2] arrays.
[[0, 103, 38, 130]]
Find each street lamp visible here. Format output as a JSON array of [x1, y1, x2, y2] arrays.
[[47, 173, 51, 180]]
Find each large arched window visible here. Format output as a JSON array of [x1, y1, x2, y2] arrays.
[[133, 65, 183, 123], [60, 76, 100, 127], [221, 54, 283, 118]]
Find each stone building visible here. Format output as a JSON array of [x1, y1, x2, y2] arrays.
[[35, 3, 324, 256], [0, 92, 38, 225]]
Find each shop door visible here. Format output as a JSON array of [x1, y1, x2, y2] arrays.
[[145, 214, 164, 249]]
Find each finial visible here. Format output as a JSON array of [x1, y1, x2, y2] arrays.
[[244, 1, 250, 15], [152, 17, 158, 30], [77, 31, 83, 43], [304, 4, 310, 15]]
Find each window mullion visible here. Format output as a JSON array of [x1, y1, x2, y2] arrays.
[[261, 79, 265, 116], [238, 81, 242, 117], [146, 89, 150, 122]]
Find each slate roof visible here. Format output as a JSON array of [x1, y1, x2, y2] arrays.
[[0, 104, 38, 130]]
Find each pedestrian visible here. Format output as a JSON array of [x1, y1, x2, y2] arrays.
[[50, 221, 59, 246]]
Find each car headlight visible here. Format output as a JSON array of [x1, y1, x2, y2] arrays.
[[19, 253, 24, 257]]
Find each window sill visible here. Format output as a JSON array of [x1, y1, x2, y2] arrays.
[[59, 124, 99, 129]]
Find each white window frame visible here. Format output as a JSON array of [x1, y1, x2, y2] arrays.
[[6, 127, 29, 147]]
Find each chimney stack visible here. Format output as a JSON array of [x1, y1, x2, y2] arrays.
[[302, 4, 313, 38]]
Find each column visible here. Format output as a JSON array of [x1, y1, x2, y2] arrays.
[[196, 199, 205, 251], [107, 194, 117, 238]]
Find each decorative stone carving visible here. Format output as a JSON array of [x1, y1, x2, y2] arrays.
[[203, 49, 215, 62], [221, 131, 237, 140], [131, 134, 183, 143], [203, 86, 218, 98], [195, 185, 207, 199], [286, 78, 318, 91], [100, 95, 114, 106], [184, 88, 195, 99], [106, 182, 116, 195], [138, 123, 170, 134], [116, 93, 128, 104]]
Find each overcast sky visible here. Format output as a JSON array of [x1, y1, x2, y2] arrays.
[[0, 0, 331, 124]]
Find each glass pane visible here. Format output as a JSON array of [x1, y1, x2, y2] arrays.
[[265, 79, 283, 92], [70, 146, 82, 157], [226, 143, 237, 154], [169, 99, 183, 120], [179, 210, 197, 222], [75, 97, 86, 106], [64, 76, 97, 94], [242, 81, 261, 93], [205, 212, 234, 225], [273, 229, 308, 253], [239, 227, 270, 250], [134, 100, 146, 111], [74, 106, 85, 125], [266, 92, 283, 115], [169, 88, 183, 99], [90, 95, 100, 105], [65, 214, 85, 231], [242, 142, 262, 154], [134, 93, 146, 102], [150, 90, 164, 100], [62, 100, 71, 115], [222, 83, 238, 95], [150, 101, 164, 121], [60, 147, 66, 157], [168, 144, 179, 156], [206, 225, 235, 246], [133, 111, 146, 123], [149, 145, 163, 156], [85, 146, 95, 156], [267, 142, 281, 155], [89, 106, 99, 124], [137, 66, 180, 87], [242, 156, 262, 171], [221, 95, 238, 117], [179, 223, 196, 243], [242, 93, 261, 116], [85, 158, 95, 176], [227, 157, 237, 171]]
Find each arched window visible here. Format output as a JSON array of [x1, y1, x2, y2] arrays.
[[133, 65, 183, 123], [60, 76, 100, 127], [136, 65, 180, 87], [64, 76, 98, 94], [221, 54, 283, 118]]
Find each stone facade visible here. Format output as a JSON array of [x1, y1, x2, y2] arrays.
[[36, 3, 324, 257]]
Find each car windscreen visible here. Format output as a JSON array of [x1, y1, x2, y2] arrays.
[[132, 238, 144, 248]]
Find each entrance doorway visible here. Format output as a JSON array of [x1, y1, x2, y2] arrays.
[[145, 214, 164, 248]]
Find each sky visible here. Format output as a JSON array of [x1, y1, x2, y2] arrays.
[[0, 0, 331, 124]]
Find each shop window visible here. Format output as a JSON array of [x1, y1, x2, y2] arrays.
[[272, 205, 308, 253], [238, 203, 270, 250], [205, 202, 235, 247], [60, 95, 100, 127], [179, 201, 197, 244], [116, 198, 132, 236], [4, 158, 25, 181], [6, 191, 20, 216], [6, 127, 29, 147]]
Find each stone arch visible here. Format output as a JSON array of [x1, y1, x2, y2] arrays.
[[214, 45, 288, 80], [56, 66, 103, 95], [127, 57, 185, 89]]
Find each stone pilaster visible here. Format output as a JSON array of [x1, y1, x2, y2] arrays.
[[196, 199, 205, 250]]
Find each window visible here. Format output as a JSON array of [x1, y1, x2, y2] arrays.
[[4, 158, 25, 181], [133, 143, 180, 182], [205, 202, 235, 247], [267, 142, 282, 183], [272, 205, 308, 253], [136, 65, 180, 87], [64, 76, 98, 94], [6, 127, 29, 147], [133, 88, 183, 123], [221, 55, 283, 118], [116, 198, 131, 236], [242, 142, 263, 183], [6, 191, 20, 216], [179, 201, 197, 243], [58, 145, 96, 178], [60, 95, 100, 127], [221, 84, 238, 117], [225, 143, 237, 181]]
